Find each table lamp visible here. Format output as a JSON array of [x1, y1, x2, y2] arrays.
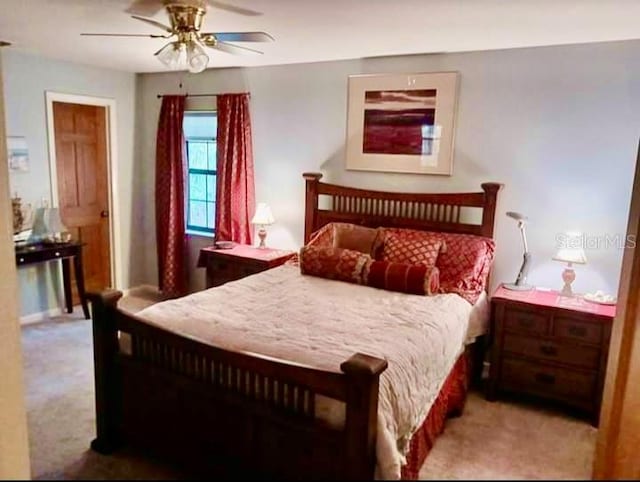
[[251, 203, 275, 249], [27, 207, 68, 245], [553, 232, 587, 297], [504, 211, 533, 291]]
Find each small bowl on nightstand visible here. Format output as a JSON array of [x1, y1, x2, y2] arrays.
[[583, 291, 617, 306], [214, 240, 235, 250]]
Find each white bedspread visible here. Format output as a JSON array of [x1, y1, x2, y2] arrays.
[[136, 264, 473, 479]]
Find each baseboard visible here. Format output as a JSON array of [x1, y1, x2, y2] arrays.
[[20, 306, 65, 325]]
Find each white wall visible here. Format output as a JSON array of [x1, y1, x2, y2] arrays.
[[138, 40, 640, 296], [2, 50, 139, 316]]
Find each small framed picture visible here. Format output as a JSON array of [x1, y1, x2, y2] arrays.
[[7, 136, 30, 172]]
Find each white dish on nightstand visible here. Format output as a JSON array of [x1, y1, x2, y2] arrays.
[[583, 291, 617, 305], [214, 240, 235, 250]]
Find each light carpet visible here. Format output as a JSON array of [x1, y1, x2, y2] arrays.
[[21, 291, 597, 480]]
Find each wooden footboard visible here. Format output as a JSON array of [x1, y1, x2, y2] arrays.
[[88, 290, 388, 479]]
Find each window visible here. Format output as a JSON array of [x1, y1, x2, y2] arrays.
[[184, 112, 217, 235]]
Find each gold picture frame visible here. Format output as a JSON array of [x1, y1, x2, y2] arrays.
[[345, 71, 459, 175]]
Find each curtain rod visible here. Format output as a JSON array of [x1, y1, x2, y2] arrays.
[[156, 93, 251, 99], [156, 93, 216, 99]]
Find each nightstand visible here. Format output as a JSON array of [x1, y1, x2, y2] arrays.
[[487, 285, 615, 425], [197, 244, 296, 288]]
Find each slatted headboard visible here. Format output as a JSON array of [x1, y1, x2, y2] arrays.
[[303, 172, 503, 243]]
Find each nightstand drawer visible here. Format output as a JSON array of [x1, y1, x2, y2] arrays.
[[554, 317, 602, 345], [199, 245, 296, 289], [210, 259, 235, 277], [501, 357, 596, 401], [503, 308, 550, 336], [210, 260, 261, 284], [239, 264, 264, 277], [503, 334, 600, 369]]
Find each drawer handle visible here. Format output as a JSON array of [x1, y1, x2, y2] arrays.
[[568, 325, 587, 337], [535, 373, 556, 385], [19, 257, 25, 263], [539, 345, 557, 356], [55, 252, 60, 256]]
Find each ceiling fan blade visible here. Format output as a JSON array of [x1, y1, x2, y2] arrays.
[[154, 43, 171, 56], [209, 41, 263, 55], [203, 31, 274, 42], [125, 0, 164, 17], [131, 15, 174, 33], [81, 33, 166, 38], [207, 0, 262, 16]]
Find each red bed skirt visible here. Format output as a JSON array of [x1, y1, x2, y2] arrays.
[[400, 351, 469, 479]]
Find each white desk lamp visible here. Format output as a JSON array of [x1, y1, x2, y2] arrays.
[[504, 211, 533, 291]]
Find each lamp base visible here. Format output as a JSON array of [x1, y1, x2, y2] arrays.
[[257, 227, 267, 249], [503, 283, 534, 291], [560, 266, 576, 297]]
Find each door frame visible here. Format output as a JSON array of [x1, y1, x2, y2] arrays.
[[45, 91, 122, 290], [593, 141, 640, 478]]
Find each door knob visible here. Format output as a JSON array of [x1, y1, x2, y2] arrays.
[[101, 210, 109, 218]]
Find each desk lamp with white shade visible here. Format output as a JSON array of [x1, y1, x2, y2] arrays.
[[553, 232, 587, 297], [504, 211, 533, 291], [251, 203, 275, 249]]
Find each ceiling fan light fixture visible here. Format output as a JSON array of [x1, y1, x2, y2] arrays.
[[84, 1, 272, 72], [156, 41, 185, 70], [187, 41, 209, 73], [155, 39, 208, 73]]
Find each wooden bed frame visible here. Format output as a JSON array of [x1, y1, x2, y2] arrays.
[[88, 173, 502, 479]]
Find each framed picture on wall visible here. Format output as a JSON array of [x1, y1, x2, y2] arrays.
[[7, 136, 30, 172], [345, 71, 459, 175]]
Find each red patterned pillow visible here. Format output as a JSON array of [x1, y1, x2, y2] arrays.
[[380, 231, 445, 268], [307, 223, 335, 248], [333, 223, 379, 254], [436, 233, 495, 304], [308, 222, 381, 256], [363, 260, 439, 295], [299, 245, 371, 284], [373, 228, 494, 304]]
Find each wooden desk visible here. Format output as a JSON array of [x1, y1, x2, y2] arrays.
[[15, 242, 90, 319]]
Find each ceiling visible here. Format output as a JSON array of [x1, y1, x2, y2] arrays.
[[1, 0, 639, 73]]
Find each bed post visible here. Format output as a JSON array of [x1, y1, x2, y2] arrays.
[[340, 353, 388, 479], [303, 172, 323, 243], [480, 182, 503, 238], [87, 289, 123, 454], [478, 182, 503, 386]]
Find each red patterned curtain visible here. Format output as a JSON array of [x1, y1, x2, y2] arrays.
[[155, 95, 187, 298], [215, 93, 255, 244]]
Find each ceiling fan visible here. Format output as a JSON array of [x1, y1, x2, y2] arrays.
[[81, 0, 274, 73]]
